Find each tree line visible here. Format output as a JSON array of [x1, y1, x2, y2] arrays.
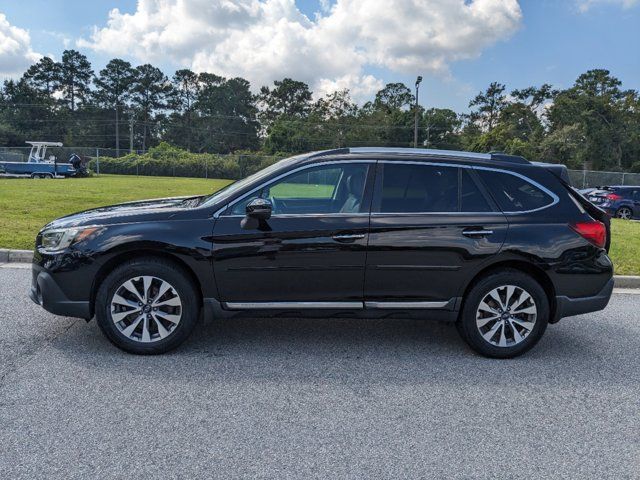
[[1, 49, 639, 171]]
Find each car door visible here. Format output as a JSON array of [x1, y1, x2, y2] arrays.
[[364, 161, 508, 307], [633, 189, 640, 218], [212, 161, 375, 307]]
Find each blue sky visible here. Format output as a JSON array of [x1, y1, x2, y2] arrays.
[[1, 0, 638, 112]]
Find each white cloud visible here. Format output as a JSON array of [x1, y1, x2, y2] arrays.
[[576, 0, 639, 12], [0, 13, 41, 77], [79, 0, 522, 101]]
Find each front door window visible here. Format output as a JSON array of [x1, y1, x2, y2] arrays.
[[230, 163, 369, 215]]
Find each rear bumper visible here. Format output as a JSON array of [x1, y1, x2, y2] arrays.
[[554, 277, 614, 321], [30, 266, 91, 319]]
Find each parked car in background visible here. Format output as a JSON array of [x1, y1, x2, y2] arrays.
[[30, 147, 614, 358], [586, 186, 640, 220], [579, 187, 598, 196]]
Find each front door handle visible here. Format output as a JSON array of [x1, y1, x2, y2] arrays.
[[462, 228, 494, 238], [332, 233, 366, 243]]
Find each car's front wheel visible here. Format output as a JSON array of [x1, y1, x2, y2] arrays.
[[456, 269, 549, 358], [95, 257, 200, 354]]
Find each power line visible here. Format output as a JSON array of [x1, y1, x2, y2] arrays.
[[1, 103, 439, 131]]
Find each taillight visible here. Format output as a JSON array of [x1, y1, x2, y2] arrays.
[[606, 193, 622, 201], [570, 221, 606, 249]]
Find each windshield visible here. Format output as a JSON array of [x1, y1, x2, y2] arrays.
[[199, 154, 306, 208]]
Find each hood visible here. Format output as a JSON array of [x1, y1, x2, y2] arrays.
[[42, 195, 206, 230]]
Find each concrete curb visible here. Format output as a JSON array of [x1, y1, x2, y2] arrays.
[[1, 248, 640, 289], [0, 249, 33, 263], [613, 275, 640, 289]]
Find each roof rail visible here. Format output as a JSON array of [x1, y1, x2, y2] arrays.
[[307, 148, 350, 159], [308, 147, 532, 165], [348, 147, 491, 160]]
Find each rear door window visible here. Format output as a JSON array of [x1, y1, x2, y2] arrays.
[[374, 163, 459, 213], [461, 169, 493, 212], [476, 170, 555, 212]]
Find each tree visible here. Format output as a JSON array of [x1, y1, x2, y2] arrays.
[[547, 70, 628, 169], [511, 84, 557, 115], [469, 82, 507, 131], [373, 83, 414, 111], [23, 57, 59, 96], [0, 78, 59, 144], [193, 76, 259, 152], [310, 89, 359, 148], [357, 83, 415, 147], [422, 108, 462, 150], [130, 64, 171, 150], [94, 59, 135, 156], [170, 69, 200, 113], [55, 50, 93, 111], [165, 69, 200, 151], [258, 78, 313, 126], [574, 69, 624, 98]]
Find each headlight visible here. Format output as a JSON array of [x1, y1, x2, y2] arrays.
[[40, 226, 99, 253]]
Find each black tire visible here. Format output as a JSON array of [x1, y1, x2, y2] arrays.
[[456, 269, 549, 359], [95, 257, 200, 354], [615, 207, 632, 220]]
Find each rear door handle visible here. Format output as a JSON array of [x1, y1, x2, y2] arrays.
[[332, 233, 366, 242], [462, 228, 494, 238]]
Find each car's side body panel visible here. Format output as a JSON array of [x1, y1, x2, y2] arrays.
[[31, 214, 218, 319], [211, 214, 370, 303], [365, 213, 509, 303]]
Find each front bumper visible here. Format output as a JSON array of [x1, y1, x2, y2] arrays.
[[30, 265, 91, 319], [554, 277, 614, 321]]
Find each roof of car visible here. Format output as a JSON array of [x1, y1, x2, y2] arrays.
[[307, 147, 530, 165]]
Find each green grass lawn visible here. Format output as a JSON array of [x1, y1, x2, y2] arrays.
[[1, 175, 639, 275], [0, 175, 232, 250], [609, 219, 640, 276]]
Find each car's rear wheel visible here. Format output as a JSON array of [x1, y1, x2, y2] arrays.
[[456, 269, 549, 358], [95, 257, 200, 354], [616, 206, 633, 220]]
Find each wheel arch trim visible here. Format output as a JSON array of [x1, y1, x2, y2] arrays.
[[456, 259, 557, 323], [89, 246, 205, 318]]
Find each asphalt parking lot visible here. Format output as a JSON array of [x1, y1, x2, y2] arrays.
[[1, 265, 638, 479]]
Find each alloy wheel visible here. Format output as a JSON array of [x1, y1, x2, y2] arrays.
[[475, 285, 537, 348], [617, 207, 632, 220], [110, 276, 182, 343]]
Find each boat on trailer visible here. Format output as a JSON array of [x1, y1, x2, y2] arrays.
[[0, 142, 76, 178]]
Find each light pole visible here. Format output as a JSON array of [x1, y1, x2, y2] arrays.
[[414, 76, 422, 148]]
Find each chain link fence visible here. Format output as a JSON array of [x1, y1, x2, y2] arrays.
[[4, 146, 640, 185], [568, 170, 640, 189], [0, 146, 144, 163]]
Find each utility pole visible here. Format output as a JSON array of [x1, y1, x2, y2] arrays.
[[115, 104, 120, 157], [129, 116, 135, 153], [414, 76, 422, 148]]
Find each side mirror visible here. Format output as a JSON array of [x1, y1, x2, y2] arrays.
[[246, 198, 272, 220]]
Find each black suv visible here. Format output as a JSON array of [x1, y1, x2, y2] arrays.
[[30, 148, 614, 358]]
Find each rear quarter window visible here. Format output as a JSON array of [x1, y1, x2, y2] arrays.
[[476, 169, 555, 212]]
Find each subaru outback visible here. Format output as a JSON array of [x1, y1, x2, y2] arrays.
[[30, 148, 614, 358]]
